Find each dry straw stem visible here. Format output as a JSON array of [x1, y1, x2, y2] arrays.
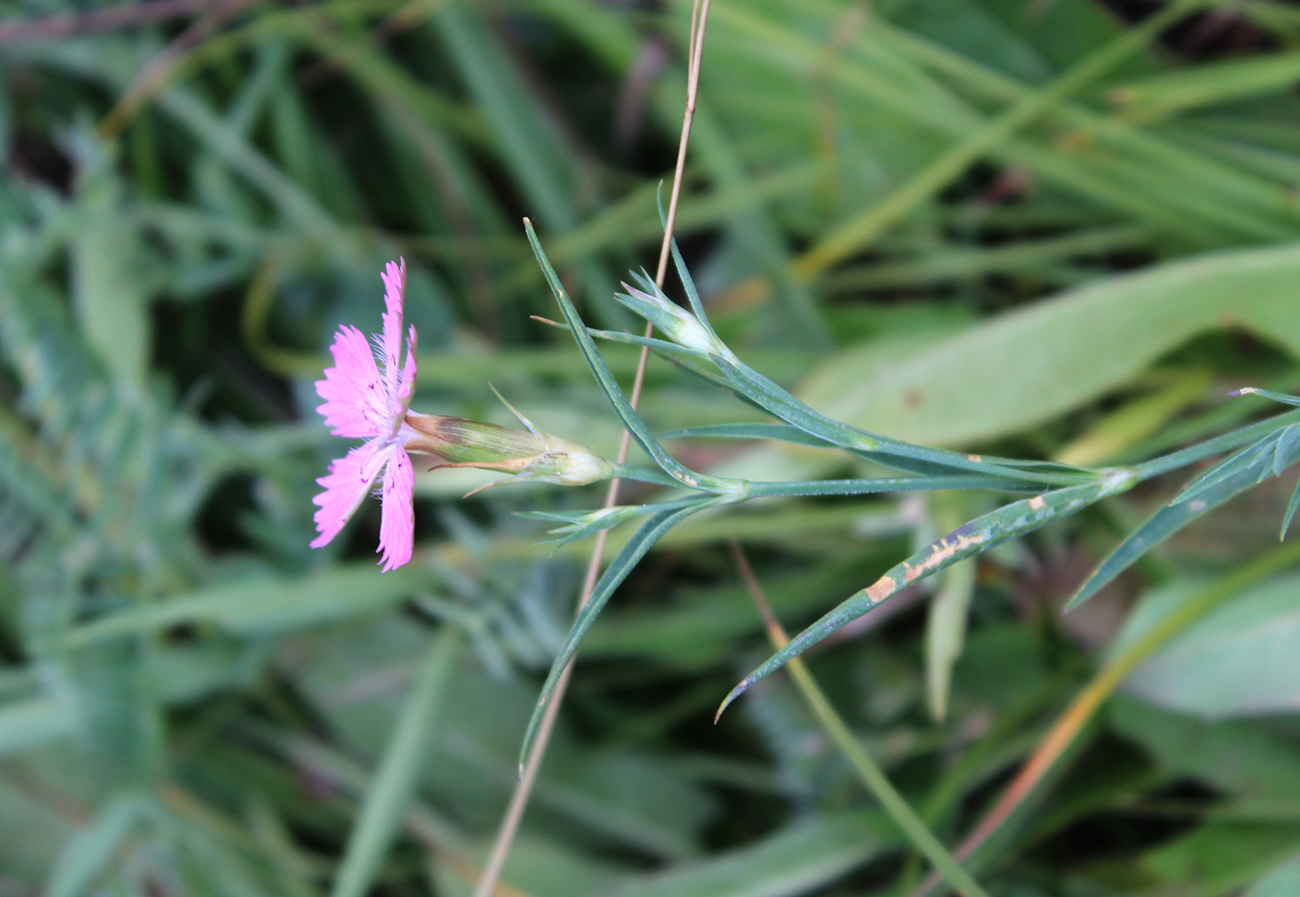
[[730, 541, 991, 897], [470, 3, 712, 895]]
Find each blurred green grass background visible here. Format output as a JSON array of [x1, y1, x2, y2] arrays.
[[5, 0, 1300, 894]]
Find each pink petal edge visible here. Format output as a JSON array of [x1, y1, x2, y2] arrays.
[[377, 447, 415, 571], [380, 259, 407, 401], [310, 441, 387, 548], [316, 325, 388, 438]]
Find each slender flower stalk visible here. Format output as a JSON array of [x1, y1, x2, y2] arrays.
[[311, 260, 613, 571]]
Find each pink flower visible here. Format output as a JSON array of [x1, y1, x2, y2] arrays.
[[311, 259, 420, 571]]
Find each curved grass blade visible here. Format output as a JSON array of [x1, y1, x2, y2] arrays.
[[520, 500, 713, 765], [1069, 428, 1300, 611], [330, 627, 461, 897], [718, 471, 1137, 718], [524, 219, 732, 494]]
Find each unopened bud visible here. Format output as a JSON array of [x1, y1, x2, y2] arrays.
[[617, 282, 721, 356], [401, 411, 613, 487]]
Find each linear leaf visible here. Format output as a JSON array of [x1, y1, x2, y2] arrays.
[[660, 422, 844, 447], [720, 472, 1136, 715], [64, 565, 426, 646], [524, 220, 730, 493], [1233, 387, 1300, 408], [521, 501, 711, 764], [1070, 431, 1300, 610], [713, 354, 1087, 487], [47, 794, 149, 897]]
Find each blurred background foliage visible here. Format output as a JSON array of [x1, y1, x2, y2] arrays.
[[4, 0, 1300, 894]]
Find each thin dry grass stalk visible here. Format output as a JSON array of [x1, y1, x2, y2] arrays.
[[470, 3, 713, 895]]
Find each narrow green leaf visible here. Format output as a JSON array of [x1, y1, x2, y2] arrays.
[[432, 5, 622, 328], [1112, 49, 1300, 117], [63, 565, 426, 646], [1173, 433, 1281, 504], [521, 502, 711, 765], [746, 475, 1030, 499], [71, 168, 150, 391], [604, 812, 894, 897], [660, 422, 843, 447], [1135, 407, 1300, 480], [712, 354, 1083, 487], [1281, 480, 1300, 541], [658, 192, 723, 346], [720, 471, 1136, 715], [584, 326, 705, 357], [1233, 387, 1300, 408], [519, 498, 698, 547], [524, 220, 733, 494], [1070, 431, 1300, 610]]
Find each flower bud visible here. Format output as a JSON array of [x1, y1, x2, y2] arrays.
[[401, 411, 614, 487], [617, 281, 721, 356]]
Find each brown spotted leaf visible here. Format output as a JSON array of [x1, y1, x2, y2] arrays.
[[717, 470, 1137, 717]]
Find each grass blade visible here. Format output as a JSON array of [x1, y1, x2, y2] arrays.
[[330, 627, 461, 897]]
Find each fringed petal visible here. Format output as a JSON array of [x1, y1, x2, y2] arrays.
[[380, 258, 407, 401], [316, 325, 388, 438], [310, 441, 388, 548], [377, 447, 415, 571]]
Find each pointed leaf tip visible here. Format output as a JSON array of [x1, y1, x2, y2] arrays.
[[1281, 479, 1300, 541], [714, 683, 746, 723]]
